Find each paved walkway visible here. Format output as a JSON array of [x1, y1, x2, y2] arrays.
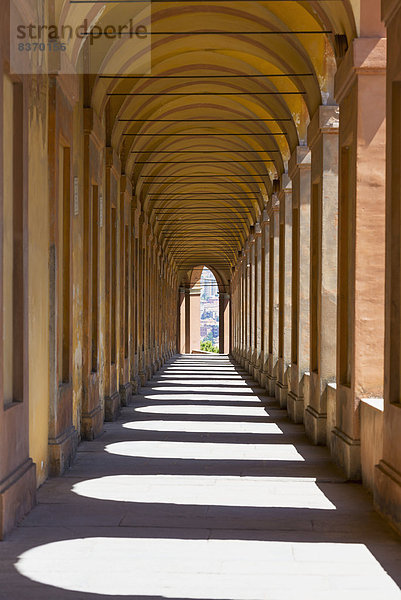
[[1, 355, 401, 599]]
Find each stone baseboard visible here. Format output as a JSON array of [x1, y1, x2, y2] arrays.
[[119, 381, 133, 407], [304, 405, 327, 445], [260, 371, 268, 388], [139, 370, 147, 386], [275, 381, 288, 409], [374, 460, 401, 534], [131, 377, 140, 394], [48, 426, 78, 476], [287, 392, 304, 423], [266, 374, 277, 398], [0, 458, 36, 539], [104, 390, 121, 422], [253, 366, 263, 384], [331, 427, 361, 480], [81, 404, 103, 441]]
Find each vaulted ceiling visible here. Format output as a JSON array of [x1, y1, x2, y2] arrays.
[[58, 0, 358, 283]]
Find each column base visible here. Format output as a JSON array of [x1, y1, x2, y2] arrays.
[[275, 382, 288, 409], [304, 405, 327, 445], [259, 371, 268, 389], [331, 427, 361, 480], [253, 366, 263, 384], [0, 458, 36, 539], [287, 391, 304, 423], [374, 460, 401, 535], [131, 377, 140, 394], [276, 361, 290, 408], [81, 405, 103, 441], [266, 374, 277, 398], [104, 391, 121, 422], [119, 381, 133, 407], [139, 370, 147, 386], [48, 426, 79, 476]]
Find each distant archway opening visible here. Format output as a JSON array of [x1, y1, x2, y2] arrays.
[[200, 268, 219, 353], [178, 265, 230, 355]]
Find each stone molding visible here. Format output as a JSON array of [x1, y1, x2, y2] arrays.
[[307, 105, 339, 150], [335, 37, 387, 104], [288, 146, 311, 179]]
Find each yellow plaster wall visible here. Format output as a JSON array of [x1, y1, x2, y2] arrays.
[[28, 79, 50, 486]]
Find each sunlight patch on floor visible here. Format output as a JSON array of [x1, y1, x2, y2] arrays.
[[104, 440, 304, 461], [134, 404, 270, 416], [16, 538, 401, 599], [72, 474, 335, 509], [140, 393, 264, 403], [123, 419, 283, 434]]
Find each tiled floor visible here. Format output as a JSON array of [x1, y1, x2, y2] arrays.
[[1, 355, 401, 599]]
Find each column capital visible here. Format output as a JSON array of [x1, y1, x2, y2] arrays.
[[288, 146, 311, 179], [382, 0, 401, 25], [307, 105, 339, 149], [105, 146, 121, 176], [271, 193, 280, 212], [83, 107, 104, 147], [335, 37, 386, 104], [120, 175, 132, 196]]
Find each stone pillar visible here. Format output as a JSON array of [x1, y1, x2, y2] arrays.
[[47, 78, 79, 472], [189, 285, 201, 352], [276, 176, 293, 407], [305, 105, 339, 445], [260, 210, 270, 388], [331, 36, 386, 478], [288, 146, 311, 423], [219, 293, 230, 354], [254, 223, 263, 380], [249, 235, 256, 372], [244, 243, 251, 370], [80, 108, 104, 439], [240, 255, 246, 364], [104, 148, 122, 419], [374, 0, 401, 531], [119, 176, 133, 406], [266, 196, 280, 396]]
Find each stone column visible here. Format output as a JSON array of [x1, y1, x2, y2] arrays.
[[288, 146, 311, 423], [81, 108, 104, 439], [305, 105, 339, 445], [276, 176, 293, 407], [254, 223, 263, 380], [189, 285, 201, 352], [119, 176, 133, 406], [374, 0, 401, 531], [104, 147, 122, 419], [249, 235, 256, 373], [260, 210, 270, 388], [244, 243, 251, 370], [219, 293, 230, 354], [240, 255, 246, 364], [266, 196, 280, 396], [331, 36, 386, 478]]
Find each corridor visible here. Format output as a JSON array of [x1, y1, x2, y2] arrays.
[[0, 355, 401, 599]]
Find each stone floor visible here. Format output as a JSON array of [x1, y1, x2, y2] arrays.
[[1, 355, 401, 600]]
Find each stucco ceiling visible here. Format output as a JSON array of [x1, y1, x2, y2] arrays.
[[58, 0, 358, 281]]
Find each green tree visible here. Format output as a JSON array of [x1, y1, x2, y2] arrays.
[[200, 340, 219, 353]]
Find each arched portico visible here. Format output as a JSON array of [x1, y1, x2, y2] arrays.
[[178, 265, 230, 354]]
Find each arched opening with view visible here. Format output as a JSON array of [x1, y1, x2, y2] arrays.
[[178, 265, 230, 355], [200, 267, 219, 353]]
